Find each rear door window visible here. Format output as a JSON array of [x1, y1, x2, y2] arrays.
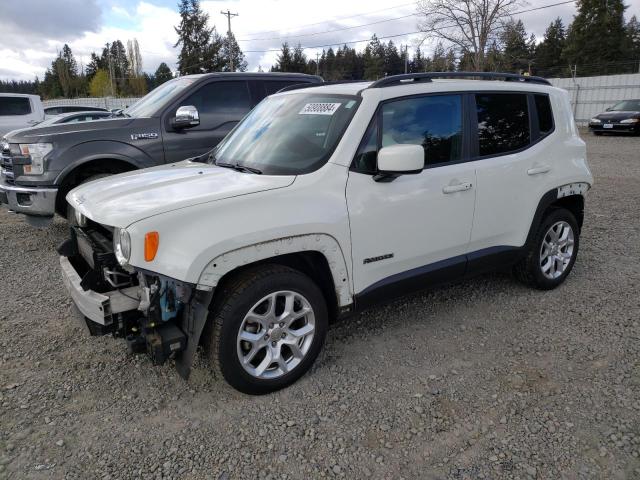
[[0, 97, 32, 116], [180, 81, 252, 129], [476, 93, 530, 156], [264, 81, 305, 96]]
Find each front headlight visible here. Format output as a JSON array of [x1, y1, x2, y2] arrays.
[[19, 143, 53, 175], [74, 208, 88, 227], [620, 118, 639, 124], [589, 118, 601, 124], [114, 228, 131, 266]]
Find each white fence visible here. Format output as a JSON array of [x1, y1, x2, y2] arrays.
[[42, 97, 141, 111], [549, 73, 640, 125]]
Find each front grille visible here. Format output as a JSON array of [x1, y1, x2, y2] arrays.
[[0, 154, 14, 184]]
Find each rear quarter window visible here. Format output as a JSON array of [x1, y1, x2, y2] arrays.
[[534, 94, 554, 135], [0, 97, 32, 116]]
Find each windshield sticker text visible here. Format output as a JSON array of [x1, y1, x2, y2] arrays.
[[299, 103, 341, 115]]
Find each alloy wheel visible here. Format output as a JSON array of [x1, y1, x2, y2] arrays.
[[539, 220, 575, 279], [236, 290, 316, 380]]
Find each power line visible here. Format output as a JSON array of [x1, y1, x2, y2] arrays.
[[240, 1, 417, 38], [240, 0, 576, 53], [237, 14, 417, 42]]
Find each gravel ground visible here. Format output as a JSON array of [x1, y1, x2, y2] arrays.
[[1, 131, 639, 480]]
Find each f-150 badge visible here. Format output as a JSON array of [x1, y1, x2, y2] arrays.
[[131, 133, 158, 140]]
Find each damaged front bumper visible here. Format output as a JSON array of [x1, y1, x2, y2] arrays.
[[58, 227, 213, 379]]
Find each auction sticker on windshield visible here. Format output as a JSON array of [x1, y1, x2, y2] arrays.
[[299, 103, 342, 115]]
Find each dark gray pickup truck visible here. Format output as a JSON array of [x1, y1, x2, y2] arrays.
[[0, 72, 322, 226]]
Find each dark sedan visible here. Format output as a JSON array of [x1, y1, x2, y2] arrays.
[[589, 99, 640, 135]]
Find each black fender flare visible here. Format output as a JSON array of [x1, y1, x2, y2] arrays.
[[524, 187, 585, 248]]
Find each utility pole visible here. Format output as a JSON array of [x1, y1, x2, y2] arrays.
[[221, 9, 239, 72], [316, 52, 320, 76], [106, 42, 115, 97], [404, 45, 409, 74]]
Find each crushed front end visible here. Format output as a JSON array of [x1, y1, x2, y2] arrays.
[[58, 219, 212, 378]]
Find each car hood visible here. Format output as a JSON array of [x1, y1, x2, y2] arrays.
[[4, 117, 134, 142], [67, 160, 295, 228], [595, 111, 640, 121]]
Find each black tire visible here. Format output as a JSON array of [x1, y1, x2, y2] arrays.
[[514, 208, 580, 290], [592, 131, 602, 136], [203, 264, 328, 395], [66, 173, 112, 225]]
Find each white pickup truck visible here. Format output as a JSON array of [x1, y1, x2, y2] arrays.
[[59, 72, 593, 394], [0, 93, 45, 137]]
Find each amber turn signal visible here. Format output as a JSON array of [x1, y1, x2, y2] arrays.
[[144, 232, 160, 261]]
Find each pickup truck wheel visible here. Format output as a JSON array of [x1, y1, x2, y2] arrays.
[[66, 173, 112, 225], [514, 208, 580, 290], [204, 265, 328, 394]]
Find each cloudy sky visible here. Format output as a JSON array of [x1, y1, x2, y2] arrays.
[[1, 0, 639, 81]]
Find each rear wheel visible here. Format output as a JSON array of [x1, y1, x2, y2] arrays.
[[514, 208, 580, 290], [203, 265, 328, 394]]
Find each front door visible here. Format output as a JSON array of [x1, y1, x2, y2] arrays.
[[162, 80, 253, 163], [347, 93, 476, 298]]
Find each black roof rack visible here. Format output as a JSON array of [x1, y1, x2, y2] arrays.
[[368, 72, 551, 88], [277, 80, 366, 93]]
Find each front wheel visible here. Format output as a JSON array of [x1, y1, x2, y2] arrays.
[[514, 208, 580, 290], [204, 265, 328, 394]]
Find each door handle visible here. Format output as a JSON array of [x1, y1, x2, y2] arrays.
[[527, 165, 551, 175], [442, 182, 473, 194]]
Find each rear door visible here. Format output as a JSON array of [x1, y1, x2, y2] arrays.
[[468, 91, 557, 254], [162, 80, 253, 162]]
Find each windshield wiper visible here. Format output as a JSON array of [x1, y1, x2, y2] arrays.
[[216, 161, 262, 174]]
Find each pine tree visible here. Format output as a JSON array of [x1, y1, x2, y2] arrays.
[[410, 49, 426, 73], [85, 53, 104, 82], [154, 63, 173, 85], [384, 41, 403, 76], [110, 40, 129, 93], [272, 43, 293, 72], [174, 0, 223, 74], [363, 35, 385, 79], [563, 0, 629, 75], [502, 20, 531, 74], [291, 44, 307, 73], [219, 32, 247, 72], [627, 16, 640, 62], [535, 18, 567, 77], [57, 45, 77, 97]]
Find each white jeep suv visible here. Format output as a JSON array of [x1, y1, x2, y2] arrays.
[[59, 73, 593, 394]]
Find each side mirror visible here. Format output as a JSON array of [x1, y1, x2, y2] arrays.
[[374, 144, 423, 182], [172, 105, 200, 129]]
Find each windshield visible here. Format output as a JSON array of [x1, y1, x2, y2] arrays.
[[610, 100, 640, 111], [124, 77, 196, 118], [212, 93, 360, 175]]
